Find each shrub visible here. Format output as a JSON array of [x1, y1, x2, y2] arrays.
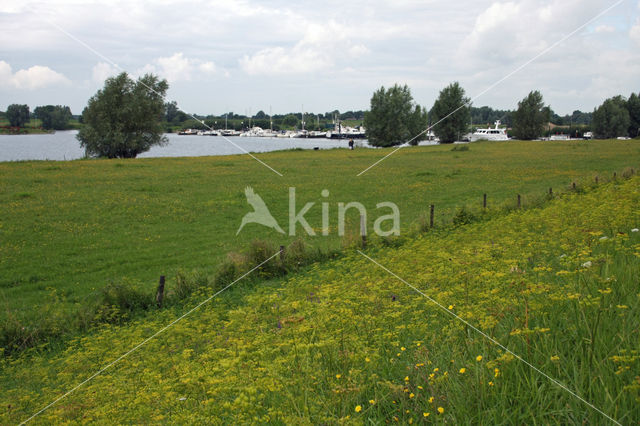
[[453, 207, 476, 226]]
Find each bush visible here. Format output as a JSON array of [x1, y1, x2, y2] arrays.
[[92, 281, 153, 324], [174, 270, 209, 300], [453, 207, 476, 226]]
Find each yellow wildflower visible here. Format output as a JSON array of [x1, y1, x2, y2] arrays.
[[459, 367, 466, 374], [423, 412, 430, 417], [355, 405, 362, 413], [437, 407, 445, 414], [476, 355, 483, 362], [369, 399, 375, 405], [336, 374, 341, 379]]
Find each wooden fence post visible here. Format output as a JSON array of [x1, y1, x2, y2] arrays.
[[360, 214, 367, 249], [430, 204, 435, 228], [549, 187, 553, 197], [595, 176, 599, 184], [517, 194, 521, 209], [483, 193, 487, 209], [614, 172, 617, 179], [156, 276, 165, 308], [572, 182, 576, 190]]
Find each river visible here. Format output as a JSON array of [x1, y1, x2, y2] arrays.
[[0, 131, 375, 162]]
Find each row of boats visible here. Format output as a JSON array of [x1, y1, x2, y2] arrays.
[[178, 124, 367, 139], [177, 121, 512, 142]]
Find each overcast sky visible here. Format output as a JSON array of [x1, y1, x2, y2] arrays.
[[1, 0, 639, 117]]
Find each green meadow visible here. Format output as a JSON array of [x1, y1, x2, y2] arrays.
[[1, 162, 639, 424], [1, 139, 639, 332]]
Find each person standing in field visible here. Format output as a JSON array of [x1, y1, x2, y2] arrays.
[[348, 139, 354, 150]]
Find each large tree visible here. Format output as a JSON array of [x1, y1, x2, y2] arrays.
[[33, 105, 72, 130], [77, 72, 168, 158], [429, 82, 470, 144], [364, 84, 427, 147], [627, 92, 640, 138], [512, 91, 550, 140], [592, 95, 630, 139], [6, 104, 30, 127]]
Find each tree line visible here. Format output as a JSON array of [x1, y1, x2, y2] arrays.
[[4, 70, 637, 158], [363, 82, 640, 146], [3, 104, 75, 130]]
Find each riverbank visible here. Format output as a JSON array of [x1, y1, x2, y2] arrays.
[[0, 126, 53, 135]]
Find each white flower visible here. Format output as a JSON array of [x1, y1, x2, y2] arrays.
[[631, 228, 639, 233], [582, 261, 592, 268], [559, 254, 567, 258], [599, 236, 608, 241]]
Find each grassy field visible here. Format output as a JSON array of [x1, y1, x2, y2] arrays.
[[1, 140, 639, 327], [1, 174, 638, 423]]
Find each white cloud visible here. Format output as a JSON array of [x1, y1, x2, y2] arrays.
[[595, 25, 615, 34], [91, 62, 120, 83], [136, 52, 217, 82], [0, 61, 70, 90], [240, 20, 371, 75]]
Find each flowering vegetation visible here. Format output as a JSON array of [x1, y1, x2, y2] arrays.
[[1, 176, 638, 423]]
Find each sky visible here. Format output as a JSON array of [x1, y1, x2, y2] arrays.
[[1, 0, 640, 117]]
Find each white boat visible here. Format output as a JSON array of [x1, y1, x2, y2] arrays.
[[469, 120, 509, 142], [219, 129, 241, 137]]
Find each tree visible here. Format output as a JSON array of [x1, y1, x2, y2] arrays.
[[282, 114, 299, 128], [627, 92, 640, 138], [33, 105, 72, 130], [6, 104, 30, 127], [592, 96, 630, 139], [77, 72, 168, 158], [165, 101, 179, 123], [512, 91, 550, 140], [429, 82, 470, 144], [364, 84, 427, 147]]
